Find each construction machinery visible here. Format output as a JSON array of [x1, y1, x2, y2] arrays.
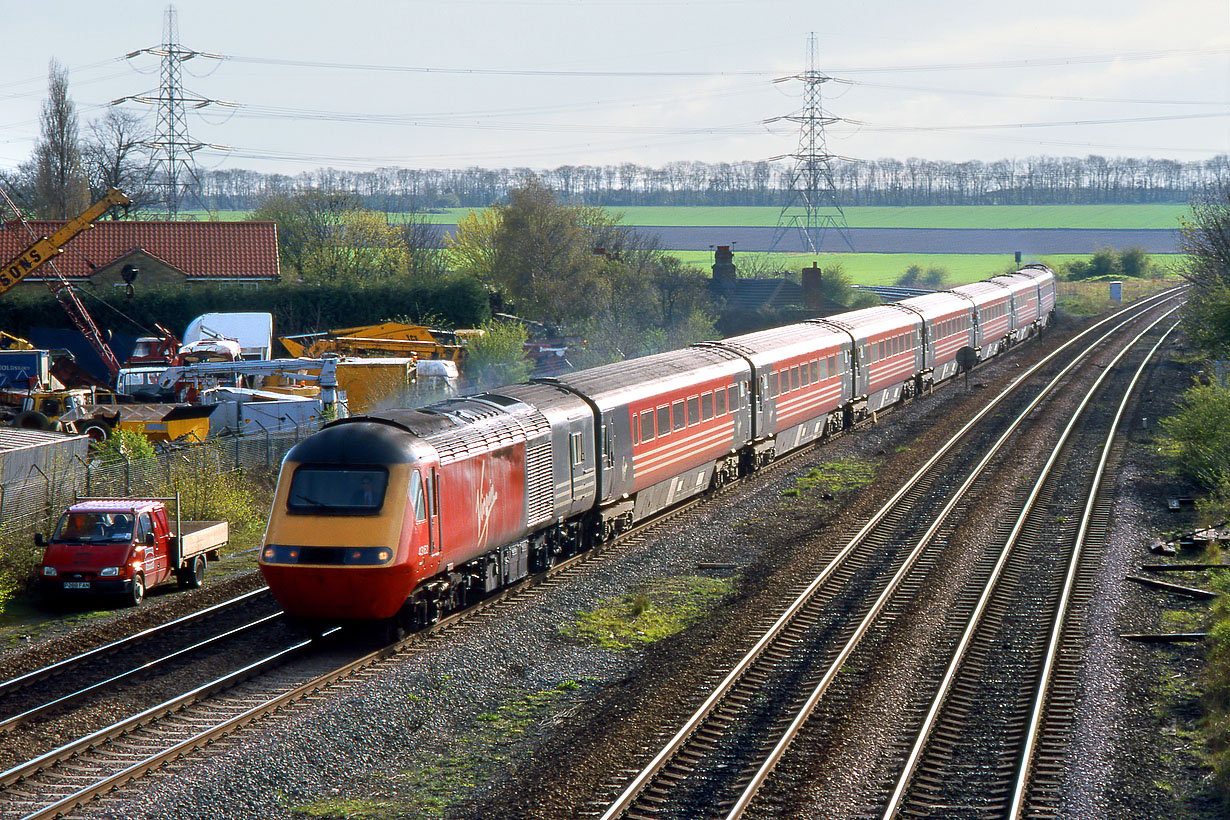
[[279, 322, 466, 365]]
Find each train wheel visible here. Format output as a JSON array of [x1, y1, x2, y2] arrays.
[[383, 616, 408, 643]]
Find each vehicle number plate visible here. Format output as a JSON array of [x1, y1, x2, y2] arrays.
[[63, 581, 90, 590]]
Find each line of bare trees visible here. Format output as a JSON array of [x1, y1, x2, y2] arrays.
[[200, 154, 1230, 212]]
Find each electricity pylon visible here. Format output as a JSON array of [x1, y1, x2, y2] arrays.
[[767, 33, 853, 255], [116, 5, 223, 218]]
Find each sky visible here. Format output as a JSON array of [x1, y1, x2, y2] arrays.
[[0, 0, 1227, 178]]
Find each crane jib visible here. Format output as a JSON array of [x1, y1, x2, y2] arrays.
[[0, 241, 56, 293]]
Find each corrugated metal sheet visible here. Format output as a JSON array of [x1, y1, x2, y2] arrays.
[[0, 429, 89, 485]]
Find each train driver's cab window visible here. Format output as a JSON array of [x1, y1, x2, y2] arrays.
[[570, 431, 584, 466], [410, 472, 426, 522], [287, 467, 388, 515]]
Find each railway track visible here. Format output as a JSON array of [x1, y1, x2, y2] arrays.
[[594, 291, 1184, 820], [0, 291, 1181, 819], [875, 315, 1182, 820]]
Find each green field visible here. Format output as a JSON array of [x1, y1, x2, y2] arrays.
[[190, 204, 1187, 287], [427, 204, 1187, 230], [671, 251, 1185, 287], [195, 204, 1187, 230]]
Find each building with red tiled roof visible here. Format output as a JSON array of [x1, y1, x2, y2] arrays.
[[0, 219, 280, 290]]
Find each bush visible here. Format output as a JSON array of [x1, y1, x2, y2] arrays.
[[1160, 379, 1230, 489], [1061, 246, 1157, 281]]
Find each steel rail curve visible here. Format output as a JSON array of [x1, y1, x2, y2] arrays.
[[598, 290, 1184, 820], [878, 310, 1181, 820], [0, 586, 272, 699]]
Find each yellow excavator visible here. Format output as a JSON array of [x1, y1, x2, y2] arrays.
[[279, 321, 467, 366]]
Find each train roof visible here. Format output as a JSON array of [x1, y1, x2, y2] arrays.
[[893, 291, 974, 321], [814, 304, 922, 337], [708, 321, 848, 368], [288, 417, 424, 464], [946, 280, 1011, 306], [540, 346, 748, 410]]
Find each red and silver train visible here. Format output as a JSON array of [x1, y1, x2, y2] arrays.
[[260, 265, 1055, 631]]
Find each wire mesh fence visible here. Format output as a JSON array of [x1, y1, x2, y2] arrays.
[[0, 423, 318, 537]]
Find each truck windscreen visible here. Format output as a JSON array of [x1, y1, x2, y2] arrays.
[[53, 512, 135, 543], [287, 466, 388, 514]]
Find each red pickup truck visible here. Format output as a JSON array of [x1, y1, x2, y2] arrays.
[[37, 498, 229, 606]]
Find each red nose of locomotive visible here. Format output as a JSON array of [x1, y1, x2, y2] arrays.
[[260, 420, 435, 623]]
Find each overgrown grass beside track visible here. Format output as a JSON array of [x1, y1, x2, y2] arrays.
[[565, 576, 735, 650]]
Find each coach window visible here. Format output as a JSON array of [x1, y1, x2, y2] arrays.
[[788, 366, 798, 390], [687, 396, 700, 426], [800, 363, 810, 387], [728, 385, 738, 413], [715, 387, 727, 416], [640, 409, 655, 442], [673, 400, 685, 432], [657, 406, 670, 438], [701, 392, 713, 421]]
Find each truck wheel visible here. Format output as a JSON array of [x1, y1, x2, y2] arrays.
[[13, 410, 53, 431], [80, 418, 112, 443], [128, 573, 145, 606], [187, 555, 206, 589]]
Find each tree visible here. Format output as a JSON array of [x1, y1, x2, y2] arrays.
[[83, 109, 156, 216], [464, 319, 533, 389], [1178, 183, 1230, 356], [400, 213, 448, 282], [248, 191, 409, 284], [492, 178, 614, 324], [445, 206, 502, 287], [29, 60, 89, 218], [896, 264, 947, 289]]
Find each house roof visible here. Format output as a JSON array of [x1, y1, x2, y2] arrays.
[[725, 279, 804, 312], [0, 219, 280, 281]]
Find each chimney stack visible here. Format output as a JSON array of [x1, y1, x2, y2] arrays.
[[802, 262, 823, 310]]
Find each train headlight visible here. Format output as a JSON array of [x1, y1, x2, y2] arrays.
[[42, 566, 56, 577], [263, 547, 275, 561], [378, 549, 391, 562], [99, 566, 120, 577]]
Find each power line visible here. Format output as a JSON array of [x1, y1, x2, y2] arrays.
[[114, 5, 224, 217], [769, 33, 853, 256]]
